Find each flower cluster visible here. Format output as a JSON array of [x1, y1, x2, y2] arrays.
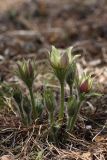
[[0, 45, 98, 135]]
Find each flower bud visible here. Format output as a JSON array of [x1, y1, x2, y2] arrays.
[[48, 46, 80, 84], [49, 46, 73, 69], [79, 80, 89, 93], [16, 60, 36, 89], [78, 73, 93, 93], [66, 62, 76, 88]]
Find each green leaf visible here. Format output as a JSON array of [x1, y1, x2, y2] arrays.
[[87, 92, 102, 97]]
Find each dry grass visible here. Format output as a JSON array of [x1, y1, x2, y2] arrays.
[[0, 107, 107, 160]]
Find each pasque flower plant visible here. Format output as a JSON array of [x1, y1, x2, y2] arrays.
[[16, 59, 38, 119], [49, 46, 79, 123], [0, 45, 99, 135], [48, 46, 99, 132], [67, 72, 94, 131]]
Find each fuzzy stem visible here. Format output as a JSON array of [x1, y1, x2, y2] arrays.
[[69, 97, 83, 132], [67, 116, 72, 129], [20, 110, 28, 125], [49, 112, 54, 127], [29, 87, 37, 119], [58, 82, 65, 123]]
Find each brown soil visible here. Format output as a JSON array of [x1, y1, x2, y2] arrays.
[[0, 0, 107, 160]]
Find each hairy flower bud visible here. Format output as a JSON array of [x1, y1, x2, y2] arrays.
[[49, 46, 73, 69], [66, 62, 76, 88], [79, 80, 89, 93], [79, 74, 93, 94], [48, 46, 79, 84], [16, 60, 36, 89]]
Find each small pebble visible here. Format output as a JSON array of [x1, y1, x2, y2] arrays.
[[86, 125, 92, 130]]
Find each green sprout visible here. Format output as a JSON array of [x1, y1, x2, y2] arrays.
[[44, 88, 56, 127], [22, 95, 32, 125], [10, 85, 32, 125], [67, 96, 77, 130], [34, 94, 44, 117], [16, 59, 38, 119], [12, 86, 28, 125]]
